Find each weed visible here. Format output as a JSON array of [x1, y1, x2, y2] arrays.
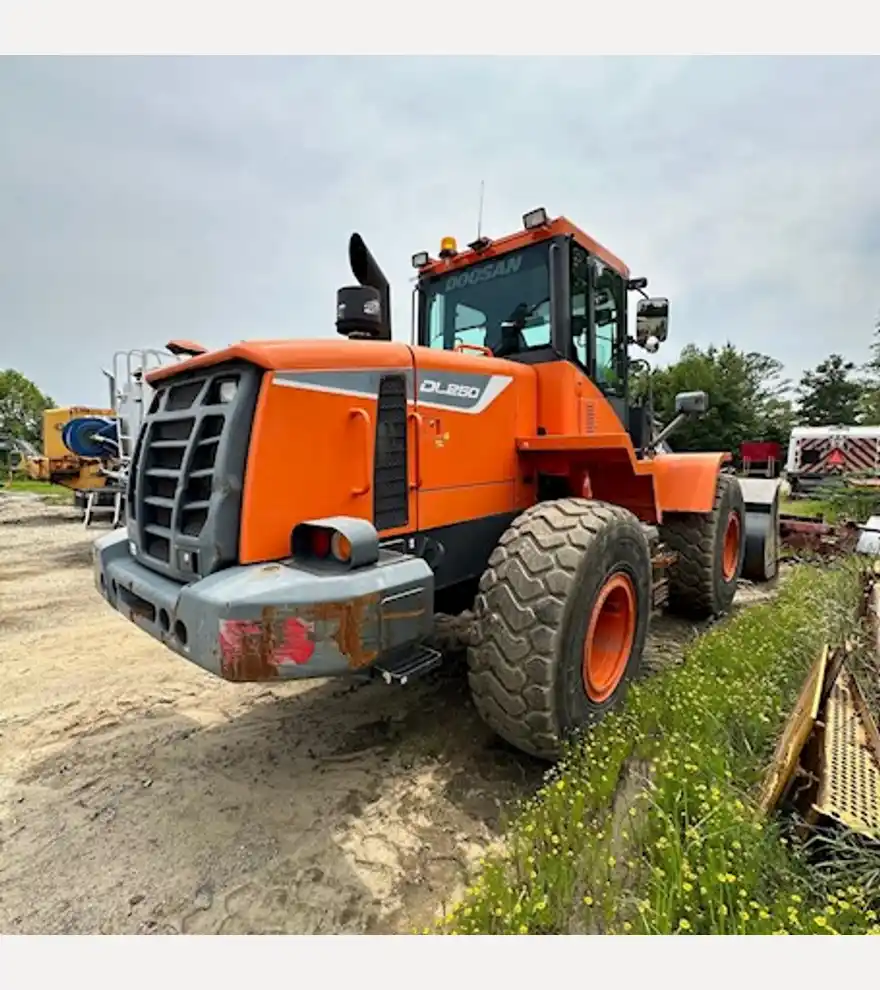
[[433, 562, 880, 935]]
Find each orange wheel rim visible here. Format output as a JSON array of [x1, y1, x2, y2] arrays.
[[722, 511, 741, 582], [582, 573, 637, 704]]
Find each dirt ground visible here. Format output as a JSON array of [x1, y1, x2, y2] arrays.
[[0, 493, 780, 935]]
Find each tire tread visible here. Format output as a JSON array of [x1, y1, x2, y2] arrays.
[[467, 498, 644, 759]]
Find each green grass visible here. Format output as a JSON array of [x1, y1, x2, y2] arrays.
[[782, 484, 880, 525], [431, 563, 880, 936], [780, 497, 828, 519], [0, 477, 72, 499]]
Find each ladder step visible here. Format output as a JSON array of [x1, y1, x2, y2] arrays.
[[373, 645, 443, 685]]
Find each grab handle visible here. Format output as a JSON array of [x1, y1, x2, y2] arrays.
[[407, 412, 423, 489], [349, 407, 372, 497], [454, 342, 493, 357]]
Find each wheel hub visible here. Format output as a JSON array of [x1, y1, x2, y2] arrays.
[[722, 511, 741, 582], [582, 573, 637, 704]]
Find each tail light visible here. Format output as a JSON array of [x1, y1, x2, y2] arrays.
[[330, 531, 352, 563], [302, 526, 351, 563], [291, 517, 378, 569], [309, 527, 332, 559]]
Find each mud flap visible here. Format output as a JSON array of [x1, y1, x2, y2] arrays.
[[738, 477, 782, 582]]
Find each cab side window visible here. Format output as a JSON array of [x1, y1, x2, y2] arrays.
[[570, 245, 589, 369], [453, 302, 487, 348], [592, 260, 626, 397], [570, 245, 626, 396]]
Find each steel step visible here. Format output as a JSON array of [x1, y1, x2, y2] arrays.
[[374, 645, 443, 685]]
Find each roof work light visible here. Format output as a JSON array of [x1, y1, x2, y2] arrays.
[[523, 207, 548, 230]]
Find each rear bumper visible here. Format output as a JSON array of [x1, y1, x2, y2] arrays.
[[92, 529, 435, 682]]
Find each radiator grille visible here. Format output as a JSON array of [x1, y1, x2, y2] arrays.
[[128, 361, 261, 582]]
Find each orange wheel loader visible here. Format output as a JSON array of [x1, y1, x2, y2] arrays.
[[93, 208, 780, 760]]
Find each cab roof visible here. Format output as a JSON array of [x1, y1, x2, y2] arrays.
[[417, 215, 630, 280]]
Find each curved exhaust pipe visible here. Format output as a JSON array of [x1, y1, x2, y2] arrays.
[[348, 233, 391, 341]]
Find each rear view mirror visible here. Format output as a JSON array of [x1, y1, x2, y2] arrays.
[[674, 390, 709, 416], [636, 297, 669, 346]]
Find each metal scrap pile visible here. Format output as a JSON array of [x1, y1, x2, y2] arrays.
[[761, 565, 880, 841], [779, 514, 861, 559]]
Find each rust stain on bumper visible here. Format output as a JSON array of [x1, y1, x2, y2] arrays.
[[217, 592, 396, 680], [217, 592, 428, 681], [219, 612, 281, 682], [219, 605, 316, 682], [303, 594, 381, 670]]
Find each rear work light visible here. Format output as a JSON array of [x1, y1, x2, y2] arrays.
[[290, 517, 379, 569]]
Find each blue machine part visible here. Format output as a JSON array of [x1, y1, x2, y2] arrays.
[[62, 416, 119, 459]]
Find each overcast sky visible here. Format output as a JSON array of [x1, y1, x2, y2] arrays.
[[2, 56, 879, 407]]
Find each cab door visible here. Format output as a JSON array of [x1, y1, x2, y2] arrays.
[[570, 245, 629, 432]]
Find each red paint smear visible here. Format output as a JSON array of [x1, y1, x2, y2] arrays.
[[219, 616, 316, 668]]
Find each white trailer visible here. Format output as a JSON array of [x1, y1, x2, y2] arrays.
[[786, 424, 880, 493]]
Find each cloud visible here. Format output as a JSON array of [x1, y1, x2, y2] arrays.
[[1, 55, 879, 407]]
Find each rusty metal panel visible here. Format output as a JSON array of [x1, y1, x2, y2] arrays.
[[814, 669, 880, 838], [760, 644, 828, 814]]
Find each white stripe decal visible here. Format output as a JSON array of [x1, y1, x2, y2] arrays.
[[473, 375, 513, 413], [273, 371, 514, 415], [272, 379, 378, 401]]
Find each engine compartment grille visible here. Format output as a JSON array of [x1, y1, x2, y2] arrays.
[[127, 361, 262, 582], [373, 373, 409, 532]]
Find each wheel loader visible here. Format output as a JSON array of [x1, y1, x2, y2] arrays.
[[93, 208, 780, 760]]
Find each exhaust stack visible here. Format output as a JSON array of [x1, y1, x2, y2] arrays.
[[344, 233, 392, 341]]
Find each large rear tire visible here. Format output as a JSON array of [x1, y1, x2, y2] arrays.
[[467, 498, 652, 761], [659, 474, 745, 619]]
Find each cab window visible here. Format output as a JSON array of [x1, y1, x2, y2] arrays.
[[593, 260, 626, 396], [423, 243, 551, 358], [570, 245, 626, 396], [452, 302, 486, 348]]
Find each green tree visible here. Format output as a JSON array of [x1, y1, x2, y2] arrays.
[[631, 342, 794, 455], [739, 350, 795, 447], [796, 354, 862, 426], [857, 312, 880, 423], [0, 369, 55, 448]]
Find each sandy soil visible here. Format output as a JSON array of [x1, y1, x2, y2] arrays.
[[0, 493, 780, 935]]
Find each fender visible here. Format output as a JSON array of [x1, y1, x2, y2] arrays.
[[650, 451, 731, 515]]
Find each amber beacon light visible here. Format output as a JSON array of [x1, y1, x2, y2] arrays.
[[439, 236, 458, 259]]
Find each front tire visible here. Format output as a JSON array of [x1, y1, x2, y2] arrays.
[[467, 499, 652, 761]]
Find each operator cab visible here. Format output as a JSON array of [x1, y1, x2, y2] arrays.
[[412, 209, 669, 451]]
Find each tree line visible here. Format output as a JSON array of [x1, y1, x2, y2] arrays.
[[631, 323, 880, 455], [0, 370, 55, 449]]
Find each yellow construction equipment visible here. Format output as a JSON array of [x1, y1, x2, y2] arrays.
[[23, 405, 115, 492]]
